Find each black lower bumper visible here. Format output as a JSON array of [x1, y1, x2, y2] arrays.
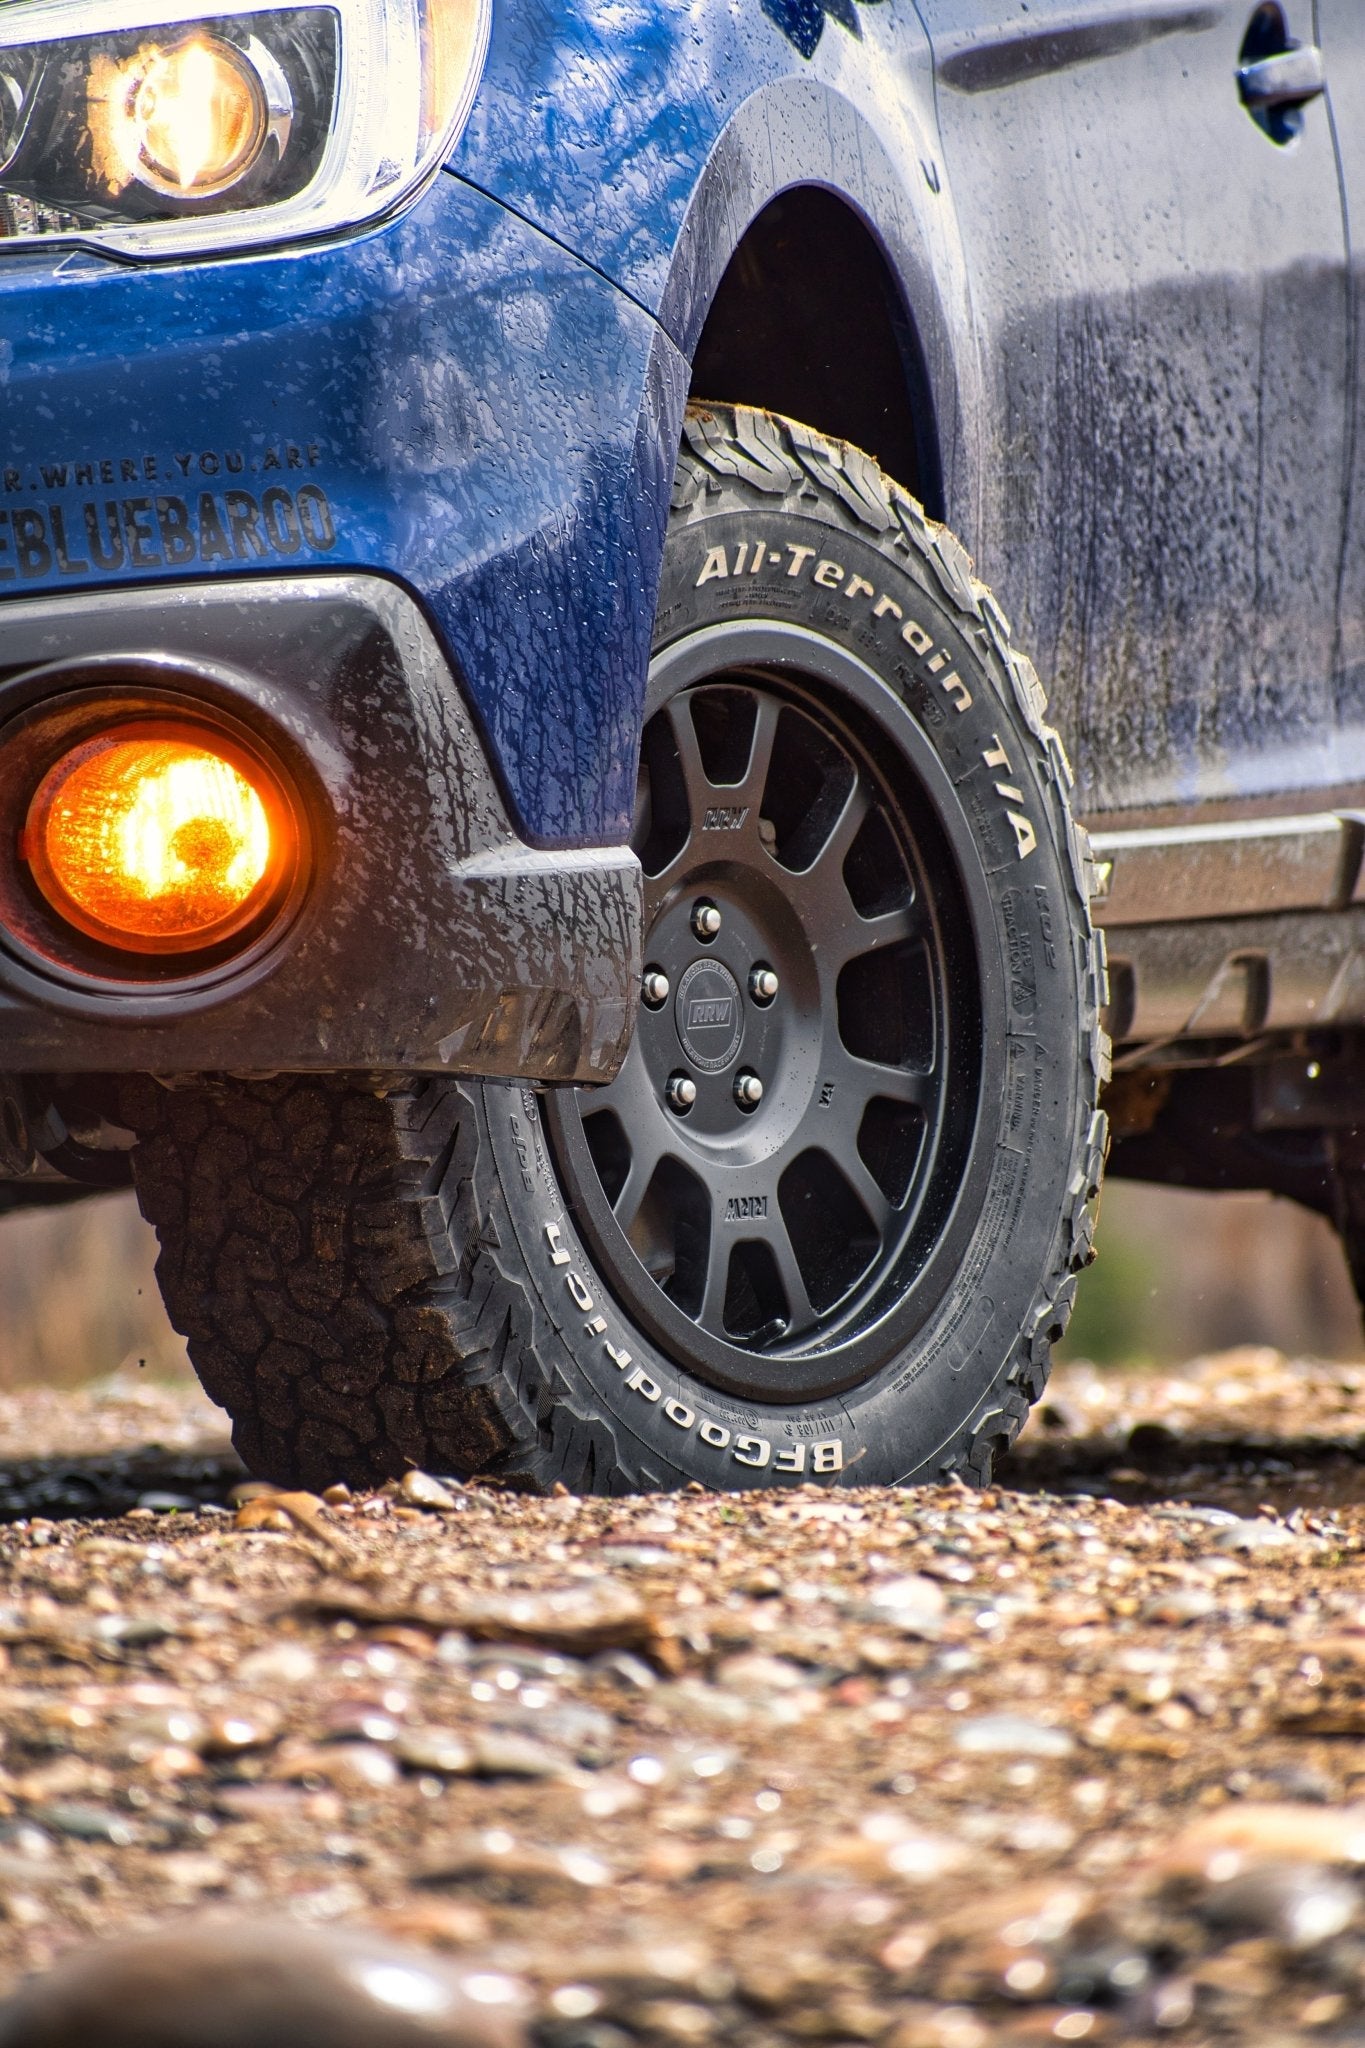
[[0, 576, 641, 1080]]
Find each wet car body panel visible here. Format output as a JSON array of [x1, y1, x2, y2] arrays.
[[913, 0, 1350, 823], [0, 0, 1358, 1085], [0, 174, 684, 851]]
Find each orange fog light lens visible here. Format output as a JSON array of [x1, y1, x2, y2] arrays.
[[24, 727, 282, 953]]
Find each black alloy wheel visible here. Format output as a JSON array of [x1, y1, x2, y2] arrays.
[[546, 629, 983, 1404]]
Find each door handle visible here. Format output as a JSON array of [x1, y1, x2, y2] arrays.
[[1238, 44, 1326, 111]]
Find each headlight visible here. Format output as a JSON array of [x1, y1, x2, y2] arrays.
[[0, 0, 489, 258]]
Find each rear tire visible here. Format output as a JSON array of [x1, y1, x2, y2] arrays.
[[124, 406, 1109, 1493]]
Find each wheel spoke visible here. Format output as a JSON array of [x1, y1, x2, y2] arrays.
[[819, 1046, 935, 1115], [611, 1138, 663, 1235], [588, 1044, 671, 1234], [763, 1215, 816, 1334], [811, 778, 871, 879], [735, 692, 782, 808], [655, 697, 714, 849], [697, 1208, 730, 1332], [827, 1145, 897, 1241], [595, 1035, 659, 1125], [829, 901, 923, 972]]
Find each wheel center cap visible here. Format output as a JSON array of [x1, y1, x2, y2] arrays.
[[675, 957, 744, 1073]]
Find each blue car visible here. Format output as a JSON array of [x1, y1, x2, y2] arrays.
[[0, 0, 1349, 1493]]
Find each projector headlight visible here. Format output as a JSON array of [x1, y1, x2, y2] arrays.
[[0, 0, 489, 258]]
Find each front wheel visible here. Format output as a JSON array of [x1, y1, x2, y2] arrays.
[[125, 406, 1108, 1492]]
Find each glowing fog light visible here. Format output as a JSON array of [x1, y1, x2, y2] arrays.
[[23, 725, 285, 952]]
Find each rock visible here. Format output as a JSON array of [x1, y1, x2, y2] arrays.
[[1198, 1861, 1358, 1949], [457, 1580, 676, 1667], [862, 1576, 948, 1638], [953, 1715, 1074, 1759], [28, 1804, 135, 1847], [395, 1729, 475, 1777], [395, 1726, 570, 1783], [1209, 1518, 1294, 1555], [714, 1653, 809, 1695], [0, 1920, 530, 2046], [135, 1492, 200, 1513], [807, 1817, 971, 1885], [236, 1643, 319, 1687], [400, 1471, 460, 1511], [416, 1832, 613, 1901], [466, 1733, 571, 1781], [300, 1577, 680, 1671], [198, 1707, 283, 1758], [1158, 1803, 1365, 1879], [211, 1784, 343, 1824], [1126, 1420, 1183, 1468], [319, 1702, 403, 1745], [275, 1742, 401, 1792], [1141, 1588, 1217, 1626]]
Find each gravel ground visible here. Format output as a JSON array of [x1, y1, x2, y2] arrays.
[[4, 1349, 1365, 2043]]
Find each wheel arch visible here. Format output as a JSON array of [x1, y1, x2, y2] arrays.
[[688, 186, 942, 513], [654, 79, 978, 534]]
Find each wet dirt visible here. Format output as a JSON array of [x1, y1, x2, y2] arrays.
[[2, 1350, 1365, 2043]]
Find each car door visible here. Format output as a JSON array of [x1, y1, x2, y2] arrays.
[[1314, 5, 1365, 776], [911, 0, 1349, 823]]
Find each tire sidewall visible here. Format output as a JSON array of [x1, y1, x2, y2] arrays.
[[485, 495, 1087, 1488]]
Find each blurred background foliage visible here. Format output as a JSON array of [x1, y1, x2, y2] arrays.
[[0, 1191, 191, 1389], [1058, 1180, 1362, 1366], [0, 1177, 1360, 1393]]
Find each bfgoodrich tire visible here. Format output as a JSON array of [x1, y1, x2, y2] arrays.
[[125, 406, 1109, 1494]]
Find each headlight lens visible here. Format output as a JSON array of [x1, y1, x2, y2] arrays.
[[0, 0, 489, 257]]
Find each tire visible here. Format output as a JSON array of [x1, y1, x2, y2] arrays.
[[123, 405, 1110, 1493]]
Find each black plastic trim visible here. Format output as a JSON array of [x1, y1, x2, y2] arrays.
[[0, 575, 641, 1079]]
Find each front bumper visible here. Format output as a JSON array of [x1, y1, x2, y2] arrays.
[[0, 576, 641, 1079]]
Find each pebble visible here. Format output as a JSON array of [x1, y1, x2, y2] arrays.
[[275, 1742, 401, 1792], [395, 1729, 475, 1777], [29, 1804, 135, 1847], [464, 1733, 572, 1781], [199, 1706, 283, 1757], [0, 1920, 530, 2045], [400, 1471, 460, 1512], [1209, 1518, 1294, 1555], [952, 1716, 1075, 1759], [236, 1642, 319, 1687], [1198, 1861, 1358, 1949], [1159, 1803, 1365, 1877], [863, 1575, 948, 1638], [1141, 1587, 1217, 1625], [456, 1579, 671, 1665], [417, 1833, 614, 1900]]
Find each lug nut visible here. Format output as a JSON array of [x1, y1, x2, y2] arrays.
[[733, 1070, 764, 1109], [749, 966, 779, 1004], [691, 899, 722, 941], [642, 968, 670, 1008], [665, 1073, 697, 1114]]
